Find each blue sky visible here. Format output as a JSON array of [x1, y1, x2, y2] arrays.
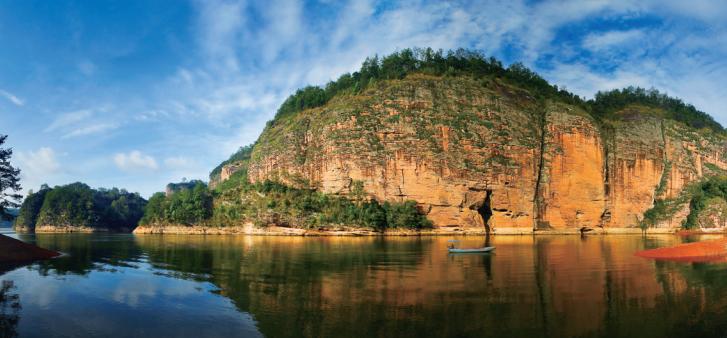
[[2, 0, 727, 197]]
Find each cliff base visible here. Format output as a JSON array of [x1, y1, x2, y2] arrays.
[[133, 224, 683, 236]]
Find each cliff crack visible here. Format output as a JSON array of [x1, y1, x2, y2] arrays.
[[533, 101, 549, 230], [471, 190, 493, 234]]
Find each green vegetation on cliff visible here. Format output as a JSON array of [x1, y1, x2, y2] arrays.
[[142, 181, 213, 225], [145, 170, 431, 230], [15, 182, 147, 232], [590, 87, 723, 133], [272, 47, 584, 122], [269, 48, 723, 135], [684, 176, 727, 229], [642, 176, 727, 229], [213, 174, 431, 229], [209, 144, 254, 181]]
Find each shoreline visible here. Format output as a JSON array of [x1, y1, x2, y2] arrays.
[[131, 224, 710, 236], [17, 225, 133, 234], [17, 224, 723, 236]]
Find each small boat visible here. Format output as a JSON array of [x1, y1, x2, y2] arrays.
[[448, 246, 495, 253]]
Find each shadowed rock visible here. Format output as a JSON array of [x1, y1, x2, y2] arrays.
[[0, 234, 59, 264]]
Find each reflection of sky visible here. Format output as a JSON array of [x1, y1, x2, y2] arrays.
[[1, 261, 262, 337]]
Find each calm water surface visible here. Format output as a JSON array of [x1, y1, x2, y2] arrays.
[[1, 232, 727, 338]]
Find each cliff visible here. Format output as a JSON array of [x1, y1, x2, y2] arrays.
[[217, 74, 726, 233]]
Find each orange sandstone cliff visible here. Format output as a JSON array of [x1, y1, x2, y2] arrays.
[[216, 75, 727, 232]]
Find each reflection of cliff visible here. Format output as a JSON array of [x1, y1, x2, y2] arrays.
[[0, 281, 20, 338], [133, 235, 726, 338]]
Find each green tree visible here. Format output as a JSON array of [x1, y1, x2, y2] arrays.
[[0, 135, 21, 221], [14, 185, 50, 230], [140, 192, 166, 224]]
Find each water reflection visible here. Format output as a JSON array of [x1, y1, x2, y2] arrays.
[[132, 235, 727, 338], [0, 281, 20, 338], [18, 234, 144, 276], [1, 234, 727, 337]]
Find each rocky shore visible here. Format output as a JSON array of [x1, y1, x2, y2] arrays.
[[31, 225, 128, 233]]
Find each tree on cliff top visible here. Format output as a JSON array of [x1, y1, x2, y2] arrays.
[[0, 135, 21, 221]]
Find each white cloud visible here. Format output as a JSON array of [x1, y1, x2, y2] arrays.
[[195, 0, 246, 73], [114, 151, 158, 171], [16, 147, 61, 193], [0, 89, 24, 106], [583, 29, 646, 51]]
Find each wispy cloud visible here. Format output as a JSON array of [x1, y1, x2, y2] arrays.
[[0, 89, 24, 106], [114, 151, 158, 172], [45, 110, 93, 132], [62, 123, 117, 139], [45, 109, 119, 138]]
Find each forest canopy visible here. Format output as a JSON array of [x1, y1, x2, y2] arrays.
[[15, 183, 147, 231]]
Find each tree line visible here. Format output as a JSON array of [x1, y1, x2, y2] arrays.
[[145, 170, 432, 230], [271, 47, 724, 134], [589, 86, 722, 133], [273, 47, 584, 121]]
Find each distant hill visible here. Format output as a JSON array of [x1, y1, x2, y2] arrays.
[[0, 209, 18, 228]]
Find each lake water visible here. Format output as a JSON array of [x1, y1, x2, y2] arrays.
[[1, 232, 727, 338]]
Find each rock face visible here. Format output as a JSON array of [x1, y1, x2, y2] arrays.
[[227, 75, 727, 232]]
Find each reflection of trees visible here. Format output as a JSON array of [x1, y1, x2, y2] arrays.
[[20, 234, 143, 276], [0, 281, 20, 338], [135, 236, 428, 337], [648, 261, 727, 337]]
